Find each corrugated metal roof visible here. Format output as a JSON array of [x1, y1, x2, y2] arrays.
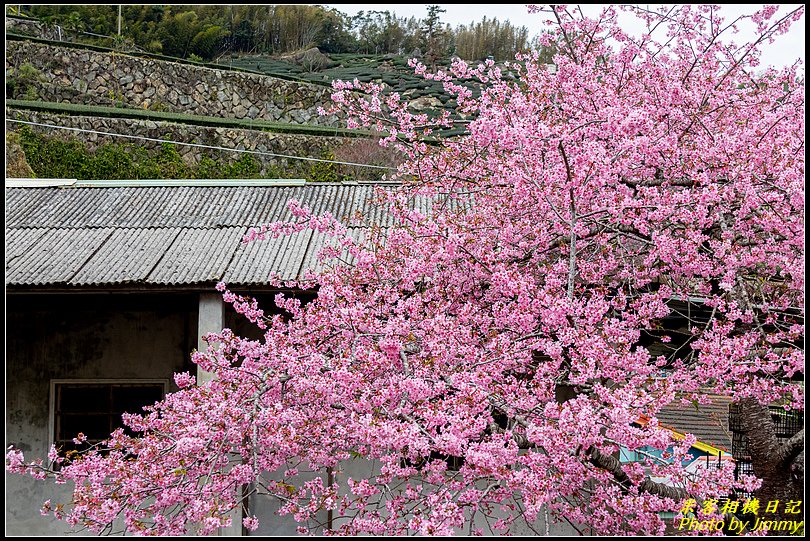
[[4, 184, 409, 289], [69, 228, 180, 286], [226, 229, 316, 284], [146, 227, 246, 285], [657, 396, 733, 452], [300, 228, 373, 275], [6, 185, 404, 229], [6, 227, 114, 285]]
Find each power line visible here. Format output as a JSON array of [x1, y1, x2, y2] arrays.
[[7, 119, 397, 171]]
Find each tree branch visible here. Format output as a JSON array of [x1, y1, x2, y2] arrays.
[[587, 447, 689, 500], [775, 428, 804, 468]]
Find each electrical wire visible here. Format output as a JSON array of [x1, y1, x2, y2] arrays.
[[7, 118, 397, 171]]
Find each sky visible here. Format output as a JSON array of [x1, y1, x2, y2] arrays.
[[326, 4, 805, 69]]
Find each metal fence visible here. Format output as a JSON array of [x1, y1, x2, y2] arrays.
[[729, 404, 803, 499]]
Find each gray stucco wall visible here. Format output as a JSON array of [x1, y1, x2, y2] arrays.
[[247, 458, 581, 536], [5, 293, 198, 535], [5, 291, 579, 536]]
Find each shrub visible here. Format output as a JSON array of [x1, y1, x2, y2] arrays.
[[14, 127, 282, 180], [6, 63, 45, 100], [307, 150, 342, 182]]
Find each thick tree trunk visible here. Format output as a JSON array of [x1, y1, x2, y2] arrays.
[[738, 398, 804, 530]]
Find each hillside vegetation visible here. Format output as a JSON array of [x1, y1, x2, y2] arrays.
[[15, 5, 552, 62], [5, 5, 555, 181]]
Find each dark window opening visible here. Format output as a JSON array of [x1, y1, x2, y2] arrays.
[[53, 381, 166, 456], [401, 451, 466, 472]]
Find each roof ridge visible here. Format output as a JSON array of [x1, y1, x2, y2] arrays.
[[6, 180, 402, 188]]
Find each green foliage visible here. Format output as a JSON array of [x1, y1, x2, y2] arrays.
[[224, 154, 261, 178], [6, 32, 297, 84], [14, 126, 277, 181], [6, 63, 45, 100], [148, 100, 170, 112], [454, 16, 532, 61], [20, 130, 91, 178], [6, 130, 37, 178], [146, 39, 163, 54], [190, 24, 229, 60], [422, 5, 450, 68], [228, 54, 479, 127], [88, 143, 139, 178], [22, 5, 548, 63], [196, 153, 261, 179], [155, 141, 191, 179], [308, 150, 343, 183], [155, 10, 199, 58], [111, 34, 137, 52], [351, 10, 420, 55], [195, 155, 222, 179]]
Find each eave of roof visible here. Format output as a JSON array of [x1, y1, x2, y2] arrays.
[[635, 394, 735, 454], [5, 182, 411, 288]]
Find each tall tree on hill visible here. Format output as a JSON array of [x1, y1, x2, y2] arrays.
[[316, 7, 356, 54], [189, 24, 230, 60], [454, 17, 531, 61], [156, 9, 201, 58], [421, 5, 449, 69], [353, 10, 410, 55], [7, 4, 804, 536]]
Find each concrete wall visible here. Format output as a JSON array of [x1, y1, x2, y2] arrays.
[[5, 293, 198, 535], [5, 292, 579, 536], [6, 40, 340, 126], [3, 290, 303, 535], [248, 458, 581, 536]]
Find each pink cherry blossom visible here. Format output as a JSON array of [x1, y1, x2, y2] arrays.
[[6, 4, 804, 536]]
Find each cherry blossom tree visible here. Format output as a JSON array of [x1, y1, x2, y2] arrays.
[[7, 4, 804, 536]]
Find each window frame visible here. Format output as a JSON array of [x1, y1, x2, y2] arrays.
[[48, 378, 170, 452]]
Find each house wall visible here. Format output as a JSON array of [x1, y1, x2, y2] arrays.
[[5, 291, 579, 536], [248, 458, 582, 536], [5, 292, 198, 535]]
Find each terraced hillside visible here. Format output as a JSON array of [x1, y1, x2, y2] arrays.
[[228, 52, 482, 125], [5, 37, 406, 181]]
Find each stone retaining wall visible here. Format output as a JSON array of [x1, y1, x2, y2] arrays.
[[6, 40, 339, 126], [6, 108, 365, 179]]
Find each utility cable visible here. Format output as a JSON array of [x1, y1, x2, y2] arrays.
[[7, 118, 397, 171]]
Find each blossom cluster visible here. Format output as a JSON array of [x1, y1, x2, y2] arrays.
[[6, 4, 804, 536]]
